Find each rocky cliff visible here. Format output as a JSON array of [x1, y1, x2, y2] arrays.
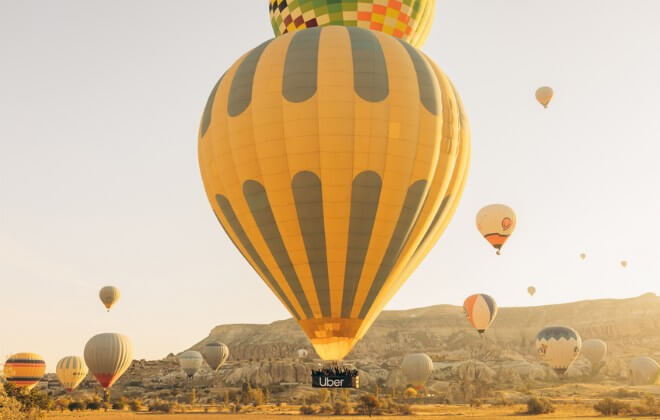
[[39, 293, 660, 403]]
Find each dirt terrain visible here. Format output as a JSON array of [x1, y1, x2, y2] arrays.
[[42, 404, 626, 419]]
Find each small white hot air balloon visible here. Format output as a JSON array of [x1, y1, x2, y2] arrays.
[[178, 351, 203, 379]]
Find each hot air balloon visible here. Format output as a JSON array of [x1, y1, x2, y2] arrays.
[[581, 339, 607, 374], [536, 326, 582, 375], [201, 342, 229, 371], [179, 351, 203, 379], [84, 333, 133, 389], [463, 294, 498, 334], [579, 253, 586, 260], [3, 353, 46, 390], [476, 204, 516, 255], [401, 353, 433, 388], [527, 286, 536, 296], [198, 25, 470, 361], [620, 260, 628, 268], [99, 286, 120, 311], [297, 348, 309, 358], [535, 86, 553, 108], [629, 356, 660, 385], [268, 0, 435, 48], [56, 356, 89, 392]]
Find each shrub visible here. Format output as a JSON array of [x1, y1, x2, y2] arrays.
[[402, 387, 418, 399], [129, 398, 145, 412], [358, 394, 380, 417], [112, 396, 128, 410], [0, 387, 24, 420], [149, 399, 176, 413], [300, 404, 317, 415], [86, 400, 101, 410], [68, 401, 85, 411], [526, 397, 555, 414], [319, 403, 334, 414], [593, 398, 631, 416], [334, 401, 350, 415]]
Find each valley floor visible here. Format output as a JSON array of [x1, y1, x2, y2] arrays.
[[44, 403, 620, 419]]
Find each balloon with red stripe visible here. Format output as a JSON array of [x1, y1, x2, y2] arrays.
[[84, 333, 133, 389], [463, 294, 498, 334], [3, 353, 46, 390]]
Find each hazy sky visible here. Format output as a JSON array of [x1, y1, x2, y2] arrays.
[[1, 1, 659, 371]]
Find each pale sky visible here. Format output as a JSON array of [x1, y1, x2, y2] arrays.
[[1, 1, 659, 371]]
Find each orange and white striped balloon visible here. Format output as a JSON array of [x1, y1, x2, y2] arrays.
[[3, 353, 46, 390], [463, 294, 498, 334]]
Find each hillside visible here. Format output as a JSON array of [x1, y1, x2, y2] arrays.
[[38, 293, 660, 403]]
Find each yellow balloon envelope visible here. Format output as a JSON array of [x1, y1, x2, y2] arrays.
[[579, 253, 586, 260], [56, 356, 89, 392], [620, 260, 628, 268], [476, 204, 516, 255], [527, 286, 536, 296], [198, 27, 470, 360], [99, 286, 120, 311], [535, 86, 553, 108], [3, 353, 46, 390], [268, 0, 436, 48]]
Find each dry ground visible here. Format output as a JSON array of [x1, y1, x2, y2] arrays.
[[44, 403, 622, 419]]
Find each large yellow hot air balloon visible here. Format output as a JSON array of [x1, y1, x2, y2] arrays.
[[268, 0, 435, 48], [535, 86, 553, 108], [56, 356, 89, 392], [476, 204, 516, 255], [401, 353, 433, 388], [536, 326, 582, 375], [3, 353, 46, 390], [198, 26, 469, 361], [84, 333, 133, 389], [99, 286, 120, 311], [201, 342, 229, 372], [527, 286, 536, 296], [463, 294, 498, 334]]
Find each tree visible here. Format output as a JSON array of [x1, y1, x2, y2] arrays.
[[403, 387, 418, 399], [359, 394, 380, 417]]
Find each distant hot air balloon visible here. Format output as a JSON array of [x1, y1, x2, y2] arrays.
[[527, 286, 536, 296], [201, 342, 229, 371], [401, 353, 433, 388], [199, 25, 470, 361], [99, 286, 120, 311], [297, 348, 309, 359], [268, 0, 436, 48], [629, 356, 660, 385], [84, 333, 133, 389], [56, 356, 89, 392], [536, 326, 582, 375], [3, 353, 46, 390], [581, 339, 607, 374], [476, 204, 516, 255], [579, 253, 586, 260], [620, 260, 628, 268], [535, 86, 553, 108], [463, 294, 498, 334], [179, 351, 203, 379]]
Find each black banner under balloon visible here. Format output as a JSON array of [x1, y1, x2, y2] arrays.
[[311, 373, 359, 388]]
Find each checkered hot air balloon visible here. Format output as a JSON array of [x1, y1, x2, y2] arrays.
[[268, 0, 436, 47]]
